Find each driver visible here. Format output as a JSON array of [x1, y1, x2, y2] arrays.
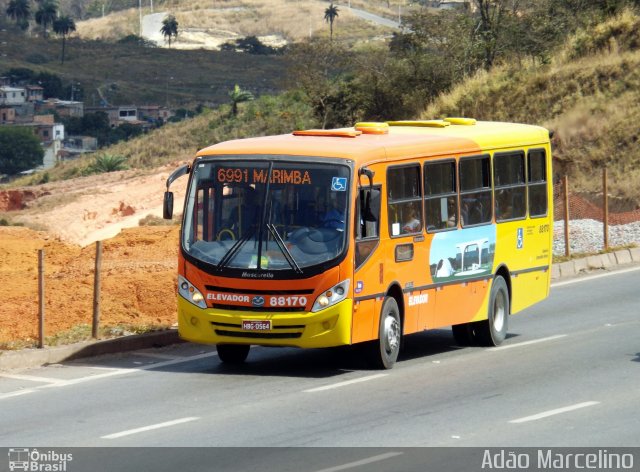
[[322, 193, 346, 231], [228, 187, 259, 237]]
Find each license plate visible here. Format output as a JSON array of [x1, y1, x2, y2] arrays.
[[242, 320, 271, 331]]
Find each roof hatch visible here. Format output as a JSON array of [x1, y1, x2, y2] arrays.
[[292, 128, 362, 138]]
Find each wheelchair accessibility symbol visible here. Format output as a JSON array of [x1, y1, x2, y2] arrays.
[[331, 177, 347, 192], [517, 228, 524, 249]]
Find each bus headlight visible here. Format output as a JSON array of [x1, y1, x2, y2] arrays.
[[312, 280, 350, 313], [178, 275, 207, 309]]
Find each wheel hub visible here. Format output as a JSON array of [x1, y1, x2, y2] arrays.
[[383, 315, 400, 353]]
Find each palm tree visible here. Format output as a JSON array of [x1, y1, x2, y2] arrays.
[[35, 0, 57, 37], [52, 15, 75, 64], [228, 84, 254, 116], [324, 3, 339, 41], [6, 0, 31, 31], [160, 14, 178, 47]]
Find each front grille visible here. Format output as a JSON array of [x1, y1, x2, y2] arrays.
[[206, 285, 314, 295], [211, 304, 305, 313], [215, 330, 302, 339]]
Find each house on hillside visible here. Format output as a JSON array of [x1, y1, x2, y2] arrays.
[[30, 115, 65, 143], [1, 107, 16, 124], [0, 86, 26, 106], [16, 115, 66, 170], [61, 135, 98, 159], [85, 105, 138, 127], [25, 85, 44, 103], [138, 105, 173, 124], [36, 99, 84, 118]]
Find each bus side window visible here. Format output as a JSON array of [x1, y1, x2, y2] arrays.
[[356, 186, 381, 269], [424, 160, 457, 231], [494, 151, 526, 222], [460, 155, 492, 226], [528, 149, 548, 217], [387, 164, 422, 236]]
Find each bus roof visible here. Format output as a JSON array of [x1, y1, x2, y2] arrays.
[[196, 120, 550, 165]]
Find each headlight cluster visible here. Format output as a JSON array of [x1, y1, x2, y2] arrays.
[[178, 275, 207, 309], [311, 279, 350, 313]]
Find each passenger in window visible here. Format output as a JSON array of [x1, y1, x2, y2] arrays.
[[322, 193, 346, 231], [461, 199, 470, 226], [446, 198, 457, 228], [402, 203, 421, 233], [228, 187, 259, 237], [496, 190, 513, 220]]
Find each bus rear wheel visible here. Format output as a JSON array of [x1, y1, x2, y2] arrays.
[[367, 296, 401, 369], [476, 275, 509, 346], [217, 344, 250, 364]]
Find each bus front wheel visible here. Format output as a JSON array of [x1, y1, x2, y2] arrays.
[[367, 296, 401, 369], [217, 344, 250, 364], [477, 275, 509, 346]]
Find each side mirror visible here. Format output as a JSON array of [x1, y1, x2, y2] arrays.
[[358, 167, 375, 189], [163, 191, 174, 220]]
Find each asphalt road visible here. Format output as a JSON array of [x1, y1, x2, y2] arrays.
[[1, 266, 639, 470]]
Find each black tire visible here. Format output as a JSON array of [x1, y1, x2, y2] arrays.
[[217, 344, 250, 364], [367, 297, 402, 369], [476, 275, 509, 346]]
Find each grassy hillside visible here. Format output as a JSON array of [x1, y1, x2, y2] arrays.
[[1, 33, 287, 107], [423, 9, 640, 208]]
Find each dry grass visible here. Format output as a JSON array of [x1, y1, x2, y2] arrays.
[[75, 0, 398, 46], [423, 10, 640, 208]]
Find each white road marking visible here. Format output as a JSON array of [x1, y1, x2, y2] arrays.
[[0, 374, 64, 384], [552, 266, 640, 288], [313, 452, 403, 472], [135, 352, 184, 360], [101, 417, 200, 439], [42, 352, 218, 387], [490, 334, 567, 351], [0, 389, 35, 400], [0, 352, 218, 397], [509, 401, 600, 424], [303, 374, 388, 393]]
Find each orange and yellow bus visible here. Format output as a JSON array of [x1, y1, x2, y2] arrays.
[[164, 118, 553, 369]]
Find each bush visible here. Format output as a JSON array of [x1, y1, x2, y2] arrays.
[[86, 154, 128, 174]]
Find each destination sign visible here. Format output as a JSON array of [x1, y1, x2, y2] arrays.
[[217, 167, 312, 185]]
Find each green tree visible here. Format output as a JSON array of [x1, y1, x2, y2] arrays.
[[160, 14, 178, 47], [52, 15, 76, 64], [228, 84, 254, 116], [0, 127, 44, 175], [324, 3, 339, 41], [286, 39, 351, 128], [35, 0, 57, 37], [5, 0, 31, 31], [35, 71, 64, 98]]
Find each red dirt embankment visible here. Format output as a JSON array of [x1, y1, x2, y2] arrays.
[[0, 224, 180, 347]]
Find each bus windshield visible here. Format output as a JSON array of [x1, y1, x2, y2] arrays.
[[182, 158, 350, 274]]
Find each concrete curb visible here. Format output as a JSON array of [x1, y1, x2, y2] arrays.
[[0, 329, 182, 371], [550, 248, 639, 280]]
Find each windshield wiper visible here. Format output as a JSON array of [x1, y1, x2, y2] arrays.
[[215, 226, 256, 271], [266, 224, 303, 274]]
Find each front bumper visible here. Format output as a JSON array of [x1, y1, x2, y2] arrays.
[[178, 297, 353, 348]]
